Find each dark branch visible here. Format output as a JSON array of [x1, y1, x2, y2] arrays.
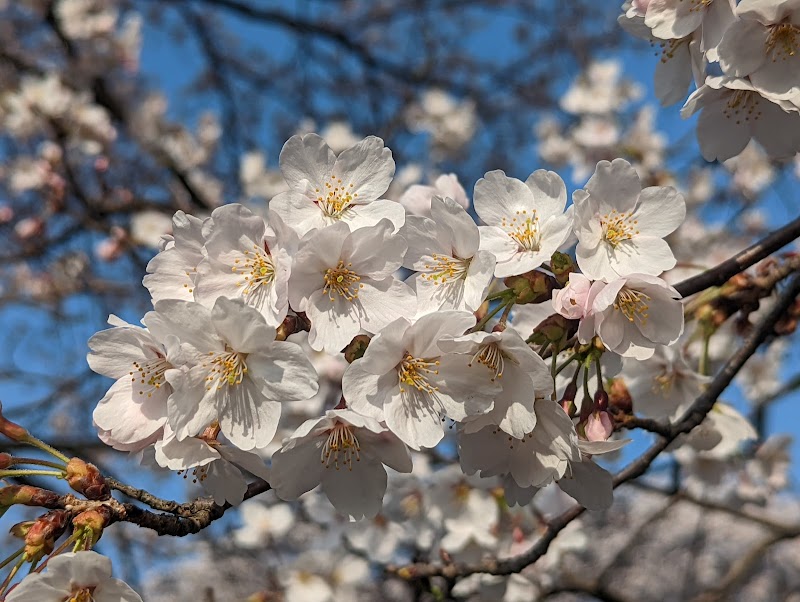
[[675, 215, 800, 298]]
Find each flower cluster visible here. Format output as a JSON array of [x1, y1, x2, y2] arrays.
[[88, 133, 689, 519], [621, 0, 800, 161]]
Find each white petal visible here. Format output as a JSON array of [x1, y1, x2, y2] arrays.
[[279, 133, 335, 190], [474, 170, 535, 227], [332, 136, 395, 203], [321, 456, 387, 519]]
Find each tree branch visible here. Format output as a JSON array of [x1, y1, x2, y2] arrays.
[[675, 215, 800, 298]]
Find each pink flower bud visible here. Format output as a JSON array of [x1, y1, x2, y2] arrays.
[[552, 272, 592, 320], [585, 410, 614, 442]]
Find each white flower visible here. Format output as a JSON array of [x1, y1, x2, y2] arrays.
[[458, 399, 581, 489], [56, 0, 118, 40], [143, 210, 209, 302], [270, 134, 404, 236], [194, 204, 295, 328], [440, 485, 499, 554], [130, 210, 173, 249], [439, 327, 553, 439], [644, 0, 736, 61], [681, 75, 800, 161], [154, 426, 271, 505], [623, 344, 711, 419], [6, 551, 142, 602], [619, 13, 706, 106], [233, 500, 295, 546], [718, 0, 800, 99], [271, 408, 412, 520], [474, 169, 573, 277], [560, 59, 643, 115], [579, 274, 684, 360], [88, 315, 171, 451], [405, 89, 478, 157], [342, 311, 500, 450], [398, 173, 470, 216], [289, 219, 416, 353], [403, 196, 495, 315], [153, 297, 319, 450], [573, 159, 685, 281], [239, 151, 289, 200]]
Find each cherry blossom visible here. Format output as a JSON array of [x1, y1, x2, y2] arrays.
[[623, 344, 711, 418], [643, 0, 735, 61], [270, 134, 405, 236], [402, 196, 495, 314], [458, 398, 581, 490], [681, 75, 800, 161], [398, 173, 470, 216], [289, 218, 416, 353], [439, 327, 553, 438], [552, 272, 593, 320], [474, 169, 573, 277], [6, 551, 142, 602], [717, 0, 800, 99], [153, 426, 271, 505], [193, 204, 295, 327], [152, 296, 319, 450], [143, 210, 208, 303], [342, 311, 500, 449], [578, 274, 684, 360], [271, 408, 412, 519], [573, 158, 685, 281], [87, 315, 172, 451]]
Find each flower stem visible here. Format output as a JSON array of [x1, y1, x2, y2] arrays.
[[471, 297, 513, 333], [0, 555, 25, 597], [485, 288, 514, 301], [23, 436, 71, 465], [8, 457, 66, 471], [0, 469, 64, 479], [0, 548, 23, 572]]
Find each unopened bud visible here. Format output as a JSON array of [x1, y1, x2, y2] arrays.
[[343, 334, 371, 363], [560, 397, 577, 417], [24, 510, 69, 562], [608, 378, 632, 413], [594, 388, 609, 412], [550, 252, 575, 286], [65, 458, 109, 501], [529, 314, 578, 347], [0, 401, 29, 441], [72, 507, 112, 547], [503, 271, 556, 304], [0, 485, 60, 509], [474, 300, 489, 322], [579, 395, 594, 422], [584, 410, 614, 442], [275, 314, 305, 341], [0, 452, 12, 468]]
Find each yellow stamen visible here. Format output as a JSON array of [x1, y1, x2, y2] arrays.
[[501, 209, 540, 251], [613, 288, 651, 325], [398, 354, 440, 394], [600, 209, 639, 247], [323, 260, 362, 302], [321, 423, 361, 470]]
